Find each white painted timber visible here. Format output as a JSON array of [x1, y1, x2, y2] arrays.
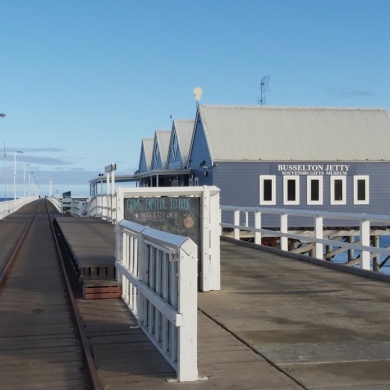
[[115, 220, 198, 382], [221, 205, 390, 271]]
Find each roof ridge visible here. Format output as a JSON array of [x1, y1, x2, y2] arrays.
[[199, 104, 386, 112]]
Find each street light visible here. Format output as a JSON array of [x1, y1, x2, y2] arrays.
[[24, 164, 30, 197], [14, 150, 23, 200], [1, 115, 6, 199], [29, 171, 34, 197]]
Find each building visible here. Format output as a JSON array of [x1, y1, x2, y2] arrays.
[[89, 104, 390, 227], [187, 105, 390, 217]]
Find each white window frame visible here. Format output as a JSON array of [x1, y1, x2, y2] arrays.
[[283, 176, 300, 205], [307, 176, 323, 205], [259, 175, 276, 205], [330, 176, 346, 205], [353, 175, 369, 205]]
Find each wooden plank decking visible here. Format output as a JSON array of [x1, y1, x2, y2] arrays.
[[198, 238, 390, 389], [3, 205, 390, 389], [56, 217, 301, 389]]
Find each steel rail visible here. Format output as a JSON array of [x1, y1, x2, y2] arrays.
[[47, 201, 103, 390], [0, 201, 39, 289], [0, 200, 102, 389]]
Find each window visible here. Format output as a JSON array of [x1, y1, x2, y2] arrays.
[[354, 175, 369, 204], [283, 176, 299, 205], [330, 176, 346, 205], [307, 176, 323, 205], [194, 177, 199, 186], [259, 175, 276, 205]]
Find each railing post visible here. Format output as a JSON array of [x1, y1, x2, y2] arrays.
[[137, 232, 146, 327], [254, 210, 262, 245], [280, 213, 288, 251], [360, 217, 371, 270], [314, 214, 323, 260], [177, 239, 198, 381], [373, 235, 380, 272], [234, 209, 240, 240], [201, 186, 221, 291]]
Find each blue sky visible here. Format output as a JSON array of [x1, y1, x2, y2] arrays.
[[1, 0, 389, 197]]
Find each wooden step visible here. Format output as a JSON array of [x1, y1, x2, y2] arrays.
[[83, 280, 121, 300]]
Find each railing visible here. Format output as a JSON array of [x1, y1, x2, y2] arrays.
[[87, 194, 116, 223], [221, 205, 390, 271], [71, 199, 89, 217], [0, 197, 37, 221], [115, 220, 198, 382], [46, 196, 62, 213]]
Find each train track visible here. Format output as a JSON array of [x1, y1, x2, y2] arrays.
[[0, 199, 101, 389]]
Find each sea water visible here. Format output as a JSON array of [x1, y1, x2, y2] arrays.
[[332, 235, 390, 275]]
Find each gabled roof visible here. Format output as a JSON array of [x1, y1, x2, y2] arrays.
[[153, 130, 171, 168], [196, 105, 390, 161], [170, 119, 194, 167], [139, 138, 154, 172]]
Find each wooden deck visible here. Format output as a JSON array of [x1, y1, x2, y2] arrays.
[[0, 202, 89, 389], [198, 238, 390, 389], [55, 216, 301, 389], [3, 204, 390, 389]]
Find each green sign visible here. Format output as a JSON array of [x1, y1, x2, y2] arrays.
[[124, 196, 200, 244]]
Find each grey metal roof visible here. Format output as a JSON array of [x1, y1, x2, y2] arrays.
[[197, 105, 390, 161], [173, 119, 194, 166], [155, 130, 171, 168], [139, 138, 154, 171]]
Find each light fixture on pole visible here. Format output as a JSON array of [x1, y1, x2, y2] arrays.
[[24, 164, 30, 197], [29, 171, 34, 197], [14, 150, 23, 200], [1, 114, 6, 200]]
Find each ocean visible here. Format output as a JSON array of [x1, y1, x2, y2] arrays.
[[332, 235, 390, 275]]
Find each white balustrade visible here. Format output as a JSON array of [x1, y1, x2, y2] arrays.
[[221, 205, 390, 271], [0, 197, 37, 221], [115, 219, 198, 382]]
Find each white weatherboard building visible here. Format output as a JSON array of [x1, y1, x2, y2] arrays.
[[91, 104, 390, 228]]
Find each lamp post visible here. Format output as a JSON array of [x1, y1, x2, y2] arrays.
[[28, 171, 34, 197], [24, 164, 30, 197], [1, 115, 6, 200], [14, 150, 23, 200]]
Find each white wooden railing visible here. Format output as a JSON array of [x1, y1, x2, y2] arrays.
[[88, 193, 116, 223], [221, 205, 390, 271], [0, 197, 37, 221], [115, 220, 198, 382], [46, 196, 62, 213]]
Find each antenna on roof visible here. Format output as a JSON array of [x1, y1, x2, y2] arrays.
[[257, 76, 270, 106], [194, 87, 203, 107]]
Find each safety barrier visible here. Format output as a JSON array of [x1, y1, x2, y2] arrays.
[[115, 219, 198, 382], [221, 205, 390, 271], [0, 197, 37, 221]]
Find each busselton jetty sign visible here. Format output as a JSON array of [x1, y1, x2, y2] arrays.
[[274, 164, 351, 176]]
